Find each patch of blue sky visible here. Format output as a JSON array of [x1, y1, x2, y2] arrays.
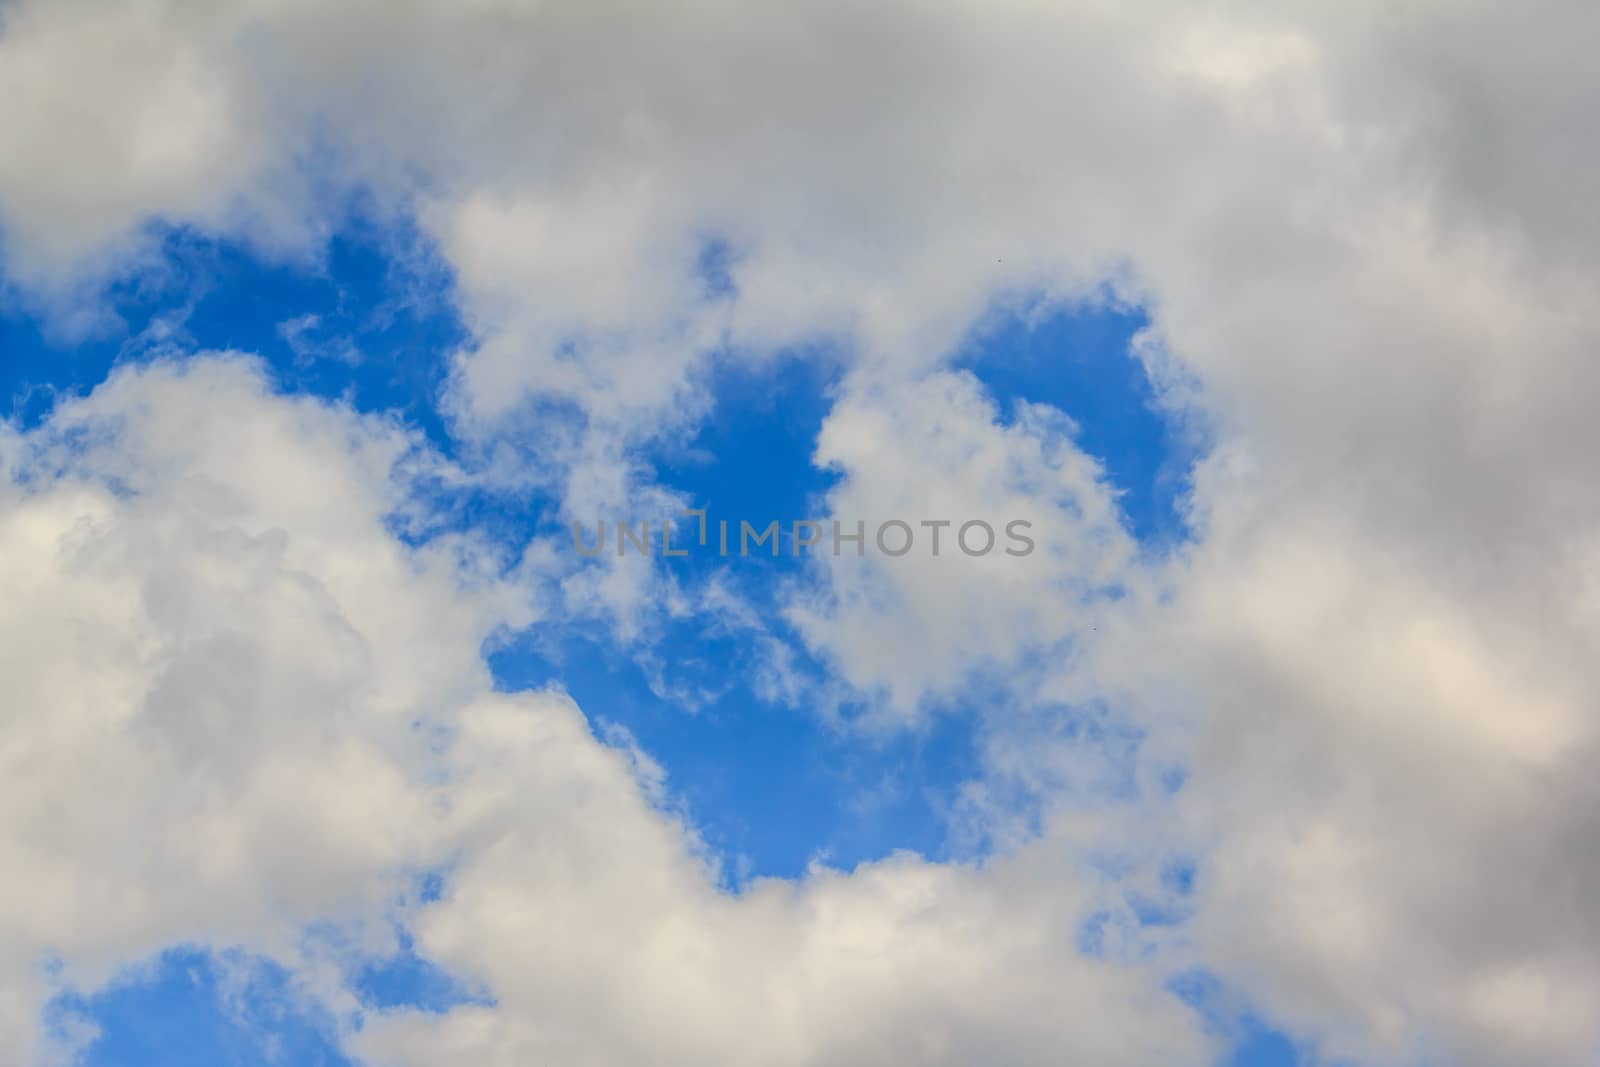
[[46, 949, 353, 1067], [489, 617, 985, 884], [45, 906, 479, 1062], [955, 294, 1195, 551], [1225, 1024, 1307, 1067], [694, 236, 741, 301], [353, 930, 479, 1016], [2, 210, 465, 455], [653, 346, 844, 554], [1169, 970, 1355, 1067]]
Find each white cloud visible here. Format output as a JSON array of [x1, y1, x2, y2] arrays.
[[1080, 496, 1600, 1066], [786, 368, 1135, 722], [0, 357, 518, 1059], [354, 694, 1211, 1067]]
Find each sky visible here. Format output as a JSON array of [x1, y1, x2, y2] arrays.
[[1, 3, 1598, 1067]]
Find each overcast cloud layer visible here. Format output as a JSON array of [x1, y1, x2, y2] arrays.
[[2, 2, 1598, 1065]]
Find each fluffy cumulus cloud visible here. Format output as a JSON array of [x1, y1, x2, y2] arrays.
[[787, 369, 1136, 721], [3, 1, 1600, 1065], [353, 697, 1207, 1067], [0, 358, 499, 1059], [1086, 474, 1600, 1066]]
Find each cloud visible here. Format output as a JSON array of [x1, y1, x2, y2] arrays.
[[0, 357, 510, 1059], [786, 368, 1135, 722], [354, 694, 1210, 1067], [1081, 491, 1600, 1066]]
